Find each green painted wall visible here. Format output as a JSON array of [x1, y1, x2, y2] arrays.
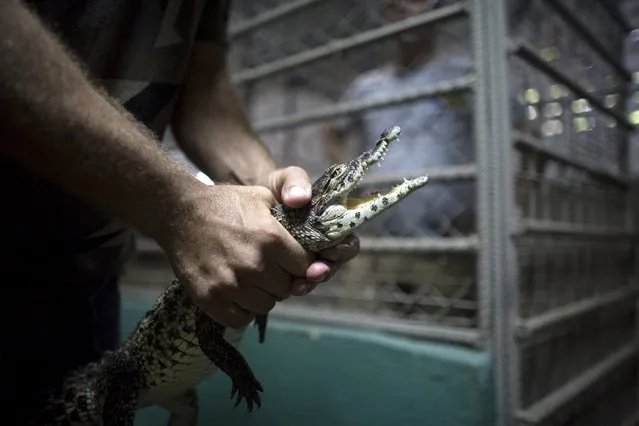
[[123, 291, 494, 426]]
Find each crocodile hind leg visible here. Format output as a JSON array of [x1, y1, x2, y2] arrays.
[[159, 388, 198, 426], [195, 310, 263, 412]]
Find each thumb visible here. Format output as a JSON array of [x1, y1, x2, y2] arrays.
[[267, 166, 312, 208]]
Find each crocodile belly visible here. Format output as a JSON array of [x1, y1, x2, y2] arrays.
[[137, 325, 249, 406]]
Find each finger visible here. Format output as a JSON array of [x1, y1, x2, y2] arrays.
[[192, 293, 255, 329], [181, 272, 256, 328], [244, 266, 293, 300], [269, 220, 316, 277], [231, 286, 279, 316], [267, 166, 312, 208], [322, 263, 341, 283], [290, 278, 318, 297], [243, 185, 278, 207], [290, 260, 340, 296], [306, 261, 331, 282], [318, 234, 360, 263]]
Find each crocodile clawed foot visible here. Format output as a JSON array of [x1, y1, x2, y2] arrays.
[[229, 375, 263, 412]]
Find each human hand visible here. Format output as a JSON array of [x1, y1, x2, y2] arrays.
[[156, 183, 315, 328], [258, 166, 361, 296]]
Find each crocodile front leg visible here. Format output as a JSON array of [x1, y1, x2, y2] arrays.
[[195, 310, 263, 412], [100, 351, 144, 426]]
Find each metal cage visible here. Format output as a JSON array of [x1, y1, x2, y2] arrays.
[[222, 1, 639, 425], [126, 0, 639, 425]]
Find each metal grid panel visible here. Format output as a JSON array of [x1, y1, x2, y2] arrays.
[[506, 1, 638, 426], [517, 236, 635, 319], [230, 0, 637, 425], [519, 306, 636, 409], [226, 2, 638, 424]]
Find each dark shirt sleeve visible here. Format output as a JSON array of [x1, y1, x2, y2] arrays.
[[195, 0, 232, 47]]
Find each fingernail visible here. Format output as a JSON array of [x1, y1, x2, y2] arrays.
[[288, 185, 309, 198], [311, 274, 326, 283]]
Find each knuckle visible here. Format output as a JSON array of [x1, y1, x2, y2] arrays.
[[183, 277, 219, 305], [186, 283, 210, 307], [253, 186, 274, 201], [285, 165, 307, 176], [212, 267, 238, 294], [259, 222, 284, 245], [245, 249, 267, 273]]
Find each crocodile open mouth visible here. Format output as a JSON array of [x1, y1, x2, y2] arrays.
[[317, 125, 429, 240], [343, 125, 426, 210]]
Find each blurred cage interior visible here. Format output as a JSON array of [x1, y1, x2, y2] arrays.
[[124, 0, 639, 425]]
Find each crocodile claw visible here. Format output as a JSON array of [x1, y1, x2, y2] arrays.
[[230, 376, 263, 412]]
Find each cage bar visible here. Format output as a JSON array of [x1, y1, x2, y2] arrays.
[[540, 0, 632, 80], [515, 344, 637, 425], [510, 41, 634, 130], [229, 0, 325, 38], [515, 285, 639, 342], [253, 75, 475, 133], [232, 2, 469, 84]]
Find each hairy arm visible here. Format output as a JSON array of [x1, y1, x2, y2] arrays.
[[172, 44, 276, 185], [0, 0, 199, 239], [172, 4, 360, 288], [171, 1, 277, 186]]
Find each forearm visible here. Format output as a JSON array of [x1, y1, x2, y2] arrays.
[[172, 44, 276, 185], [0, 1, 199, 239]]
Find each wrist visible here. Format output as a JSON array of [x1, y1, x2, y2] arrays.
[[200, 146, 277, 187], [132, 164, 204, 244]]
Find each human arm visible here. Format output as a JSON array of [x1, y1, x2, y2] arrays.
[[172, 3, 360, 291], [172, 42, 276, 187], [0, 0, 200, 239], [0, 0, 314, 327]]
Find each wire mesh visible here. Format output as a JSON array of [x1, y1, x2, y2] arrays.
[[518, 354, 638, 426], [517, 236, 634, 319], [508, 1, 638, 425], [228, 0, 639, 423], [519, 305, 636, 409]]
